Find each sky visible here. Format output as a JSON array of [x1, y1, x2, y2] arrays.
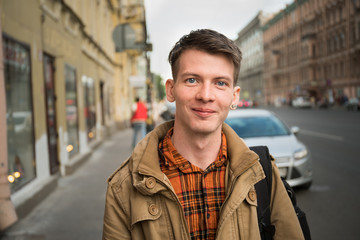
[[144, 0, 293, 81]]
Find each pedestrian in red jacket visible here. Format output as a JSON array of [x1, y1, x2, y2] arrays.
[[131, 97, 147, 148]]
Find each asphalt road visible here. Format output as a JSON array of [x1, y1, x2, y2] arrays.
[[267, 106, 360, 240]]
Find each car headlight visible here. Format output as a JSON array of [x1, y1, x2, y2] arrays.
[[294, 148, 308, 160]]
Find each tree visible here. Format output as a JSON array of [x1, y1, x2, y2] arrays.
[[154, 74, 166, 101]]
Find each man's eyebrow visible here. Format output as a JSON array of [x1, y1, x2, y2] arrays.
[[180, 72, 232, 81], [180, 72, 200, 78], [214, 76, 232, 81]]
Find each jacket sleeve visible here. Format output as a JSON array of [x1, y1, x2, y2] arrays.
[[270, 161, 305, 240], [102, 183, 131, 240]]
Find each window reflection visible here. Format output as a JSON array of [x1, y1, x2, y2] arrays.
[[65, 65, 79, 157], [3, 36, 36, 192], [82, 76, 96, 142]]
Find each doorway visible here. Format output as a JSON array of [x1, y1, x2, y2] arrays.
[[43, 54, 59, 174]]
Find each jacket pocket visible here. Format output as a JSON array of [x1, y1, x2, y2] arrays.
[[130, 196, 175, 239], [131, 197, 162, 225]]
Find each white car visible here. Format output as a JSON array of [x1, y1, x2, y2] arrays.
[[225, 109, 313, 188], [292, 96, 312, 108]]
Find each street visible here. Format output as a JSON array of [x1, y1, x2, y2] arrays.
[[268, 106, 360, 240], [3, 107, 360, 240]]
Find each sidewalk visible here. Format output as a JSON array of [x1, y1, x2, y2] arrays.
[[2, 128, 134, 240]]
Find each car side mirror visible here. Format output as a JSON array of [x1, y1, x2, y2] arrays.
[[291, 126, 300, 136]]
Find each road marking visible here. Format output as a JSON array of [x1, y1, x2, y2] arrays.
[[300, 129, 344, 141], [310, 185, 331, 192]]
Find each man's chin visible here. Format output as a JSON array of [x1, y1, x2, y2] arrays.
[[190, 123, 221, 136]]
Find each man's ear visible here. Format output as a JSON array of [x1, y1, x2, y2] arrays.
[[232, 86, 241, 106], [165, 79, 175, 102]]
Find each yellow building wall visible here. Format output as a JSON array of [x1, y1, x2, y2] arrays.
[[1, 0, 150, 170], [0, 0, 150, 227], [0, 0, 129, 177]]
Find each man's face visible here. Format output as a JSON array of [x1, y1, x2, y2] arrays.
[[166, 49, 240, 136]]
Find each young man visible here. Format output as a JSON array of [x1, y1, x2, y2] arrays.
[[103, 29, 304, 240]]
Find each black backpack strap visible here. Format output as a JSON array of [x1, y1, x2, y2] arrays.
[[282, 179, 312, 240], [250, 146, 275, 240]]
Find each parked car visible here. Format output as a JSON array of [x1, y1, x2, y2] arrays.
[[345, 98, 360, 111], [6, 111, 32, 134], [160, 101, 176, 121], [292, 96, 312, 108], [225, 109, 313, 188]]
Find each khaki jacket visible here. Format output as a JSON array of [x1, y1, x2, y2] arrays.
[[103, 121, 304, 240]]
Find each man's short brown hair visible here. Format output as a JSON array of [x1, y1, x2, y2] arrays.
[[168, 29, 242, 84]]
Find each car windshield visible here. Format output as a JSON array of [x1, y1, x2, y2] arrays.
[[225, 115, 290, 138]]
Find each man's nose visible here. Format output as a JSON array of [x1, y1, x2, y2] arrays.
[[196, 83, 215, 102]]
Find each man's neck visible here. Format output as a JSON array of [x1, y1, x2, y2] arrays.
[[171, 124, 222, 170]]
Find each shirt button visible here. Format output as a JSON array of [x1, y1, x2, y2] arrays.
[[248, 189, 257, 201], [149, 204, 159, 216], [145, 177, 156, 189]]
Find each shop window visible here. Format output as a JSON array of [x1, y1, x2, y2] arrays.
[[3, 35, 36, 192], [65, 65, 79, 157], [82, 76, 96, 141]]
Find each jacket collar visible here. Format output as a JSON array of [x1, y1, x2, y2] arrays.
[[130, 121, 260, 193], [130, 121, 173, 181], [222, 123, 260, 176]]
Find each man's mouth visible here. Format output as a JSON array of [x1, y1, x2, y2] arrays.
[[192, 108, 216, 117]]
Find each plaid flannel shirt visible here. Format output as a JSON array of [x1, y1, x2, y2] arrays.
[[159, 128, 227, 240]]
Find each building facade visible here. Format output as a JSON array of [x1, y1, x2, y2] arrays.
[[235, 11, 268, 106], [113, 0, 151, 125], [263, 0, 360, 106], [0, 0, 149, 226]]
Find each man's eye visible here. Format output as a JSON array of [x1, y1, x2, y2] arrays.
[[186, 78, 196, 84], [217, 81, 226, 86]]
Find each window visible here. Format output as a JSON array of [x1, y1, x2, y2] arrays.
[[335, 63, 339, 77], [335, 35, 339, 50], [225, 116, 290, 138], [339, 7, 343, 21], [3, 35, 36, 192], [65, 65, 79, 157], [340, 32, 345, 49], [82, 76, 96, 141], [312, 44, 316, 58]]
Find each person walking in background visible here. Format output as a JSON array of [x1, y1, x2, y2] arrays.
[[131, 97, 147, 148]]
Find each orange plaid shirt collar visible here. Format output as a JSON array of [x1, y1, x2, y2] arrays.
[[160, 128, 228, 172], [159, 127, 228, 240]]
